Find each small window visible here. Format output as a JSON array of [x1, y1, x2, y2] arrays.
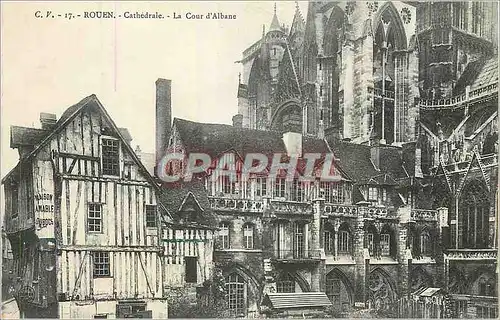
[[274, 178, 286, 198], [324, 230, 333, 253], [221, 176, 237, 195], [11, 184, 19, 219], [338, 230, 349, 254], [243, 224, 254, 249], [102, 138, 120, 176], [88, 203, 103, 232], [145, 205, 157, 228], [94, 314, 108, 319], [219, 223, 230, 249], [380, 233, 390, 256], [93, 252, 110, 277], [256, 178, 267, 197], [366, 233, 374, 255], [185, 257, 198, 283], [368, 187, 378, 201]]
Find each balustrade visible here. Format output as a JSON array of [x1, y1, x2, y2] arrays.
[[416, 82, 497, 110], [269, 200, 312, 215], [410, 209, 438, 221], [445, 249, 496, 260], [208, 196, 264, 213]]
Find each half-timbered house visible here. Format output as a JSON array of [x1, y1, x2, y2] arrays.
[[2, 95, 168, 318]]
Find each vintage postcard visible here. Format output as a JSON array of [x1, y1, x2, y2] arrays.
[[1, 1, 498, 319]]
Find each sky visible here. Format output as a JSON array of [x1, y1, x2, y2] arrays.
[[1, 1, 309, 177]]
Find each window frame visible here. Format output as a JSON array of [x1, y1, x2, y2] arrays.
[[92, 251, 111, 278], [87, 203, 103, 233], [145, 205, 157, 228], [101, 136, 121, 178], [338, 230, 350, 254], [368, 186, 378, 201], [219, 222, 230, 250], [274, 178, 286, 199], [226, 273, 247, 317], [380, 233, 391, 256], [243, 224, 254, 249], [255, 177, 267, 197], [11, 183, 19, 219]]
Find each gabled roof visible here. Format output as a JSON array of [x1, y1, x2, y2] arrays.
[[262, 292, 332, 310], [2, 95, 160, 193], [158, 179, 217, 228]]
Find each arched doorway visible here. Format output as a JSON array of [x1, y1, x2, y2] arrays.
[[368, 268, 397, 311], [326, 269, 353, 312]]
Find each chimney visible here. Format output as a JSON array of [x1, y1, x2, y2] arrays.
[[232, 114, 243, 128], [40, 113, 57, 130], [135, 145, 142, 160], [282, 132, 302, 157], [156, 78, 172, 164]]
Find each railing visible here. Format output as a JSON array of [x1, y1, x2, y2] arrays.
[[273, 249, 321, 260], [323, 204, 358, 217], [364, 207, 389, 218], [445, 249, 497, 260], [270, 200, 312, 215], [410, 209, 438, 221], [208, 197, 264, 213], [416, 82, 498, 110]]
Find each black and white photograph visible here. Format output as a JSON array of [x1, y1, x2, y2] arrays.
[[1, 1, 498, 318]]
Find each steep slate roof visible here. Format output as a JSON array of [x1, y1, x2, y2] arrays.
[[327, 140, 380, 184], [10, 126, 48, 148], [454, 57, 498, 94], [262, 292, 332, 310], [174, 118, 287, 158], [471, 57, 498, 90], [379, 146, 407, 180], [158, 179, 217, 228]]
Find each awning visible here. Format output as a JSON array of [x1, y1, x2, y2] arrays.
[[413, 287, 442, 297], [262, 292, 333, 310]]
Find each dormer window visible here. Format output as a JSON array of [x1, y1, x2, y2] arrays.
[[102, 138, 120, 176]]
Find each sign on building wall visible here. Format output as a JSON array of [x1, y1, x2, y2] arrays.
[[34, 161, 55, 239]]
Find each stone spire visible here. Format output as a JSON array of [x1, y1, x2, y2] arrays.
[[269, 3, 281, 32]]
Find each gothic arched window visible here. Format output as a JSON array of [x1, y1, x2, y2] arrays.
[[459, 180, 490, 248]]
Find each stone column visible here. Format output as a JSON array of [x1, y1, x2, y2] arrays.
[[436, 207, 449, 287], [311, 198, 325, 292], [354, 205, 367, 304], [397, 221, 412, 304], [334, 218, 340, 260]]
